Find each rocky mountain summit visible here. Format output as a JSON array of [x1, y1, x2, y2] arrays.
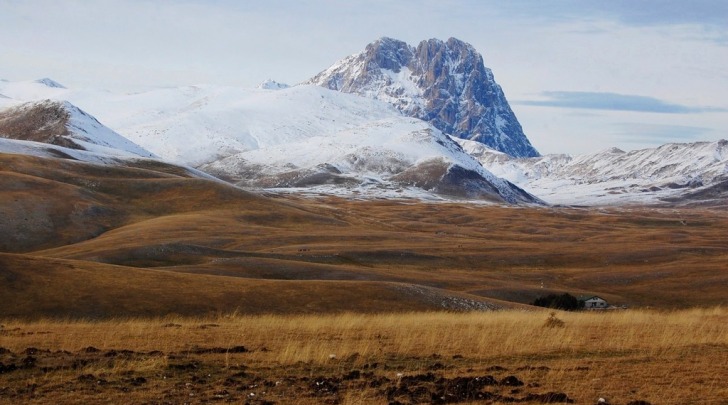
[[306, 37, 539, 158]]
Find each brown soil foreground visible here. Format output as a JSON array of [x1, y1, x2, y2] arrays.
[[1, 309, 726, 404]]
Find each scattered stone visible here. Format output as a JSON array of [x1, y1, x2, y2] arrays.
[[626, 401, 652, 405], [213, 389, 229, 398], [83, 346, 100, 353], [309, 376, 340, 396]]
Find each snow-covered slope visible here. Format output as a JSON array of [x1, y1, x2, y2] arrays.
[[305, 37, 540, 158], [459, 138, 728, 205], [0, 78, 69, 102], [0, 79, 539, 204], [0, 97, 216, 181], [0, 99, 155, 159]]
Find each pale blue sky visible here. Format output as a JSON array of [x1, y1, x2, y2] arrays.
[[1, 0, 726, 155]]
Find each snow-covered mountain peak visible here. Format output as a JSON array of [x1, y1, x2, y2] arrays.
[[602, 147, 626, 155], [34, 78, 66, 89], [306, 37, 539, 158], [257, 79, 290, 90]]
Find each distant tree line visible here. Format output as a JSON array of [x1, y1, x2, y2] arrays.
[[531, 293, 584, 311]]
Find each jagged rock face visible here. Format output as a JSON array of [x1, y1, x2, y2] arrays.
[[306, 37, 540, 158]]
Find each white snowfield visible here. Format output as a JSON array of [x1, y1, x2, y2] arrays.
[[2, 78, 725, 206], [0, 78, 531, 203], [57, 100, 156, 159], [0, 97, 154, 159], [458, 138, 728, 205]]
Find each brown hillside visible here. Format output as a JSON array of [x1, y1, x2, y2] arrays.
[[0, 100, 80, 149], [1, 152, 727, 317]]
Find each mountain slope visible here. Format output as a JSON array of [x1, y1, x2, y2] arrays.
[[0, 80, 541, 204], [460, 138, 728, 205], [306, 37, 539, 158], [0, 99, 155, 158]]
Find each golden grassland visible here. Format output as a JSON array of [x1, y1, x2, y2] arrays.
[[1, 308, 726, 404], [2, 153, 728, 403], [2, 152, 728, 319]]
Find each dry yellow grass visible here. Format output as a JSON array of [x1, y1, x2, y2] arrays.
[[1, 308, 726, 404]]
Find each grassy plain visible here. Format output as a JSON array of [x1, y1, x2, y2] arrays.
[[2, 151, 727, 317], [2, 152, 728, 403], [1, 308, 726, 404]]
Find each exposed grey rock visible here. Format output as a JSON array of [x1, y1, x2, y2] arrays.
[[306, 37, 539, 158]]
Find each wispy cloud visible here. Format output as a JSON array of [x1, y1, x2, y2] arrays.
[[516, 91, 725, 114], [496, 1, 728, 29], [611, 123, 713, 145], [494, 1, 728, 45]]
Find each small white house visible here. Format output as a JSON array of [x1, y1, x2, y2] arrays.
[[581, 296, 609, 309]]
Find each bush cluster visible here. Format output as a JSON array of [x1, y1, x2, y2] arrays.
[[531, 293, 583, 311]]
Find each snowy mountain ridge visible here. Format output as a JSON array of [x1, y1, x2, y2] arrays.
[[0, 99, 155, 159], [458, 138, 728, 205], [0, 79, 539, 204], [3, 76, 725, 206]]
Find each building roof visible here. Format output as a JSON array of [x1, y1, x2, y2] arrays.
[[578, 296, 607, 302]]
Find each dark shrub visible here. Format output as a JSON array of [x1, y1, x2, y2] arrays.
[[531, 293, 583, 311]]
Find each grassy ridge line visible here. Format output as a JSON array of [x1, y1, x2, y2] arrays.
[[0, 252, 522, 319]]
